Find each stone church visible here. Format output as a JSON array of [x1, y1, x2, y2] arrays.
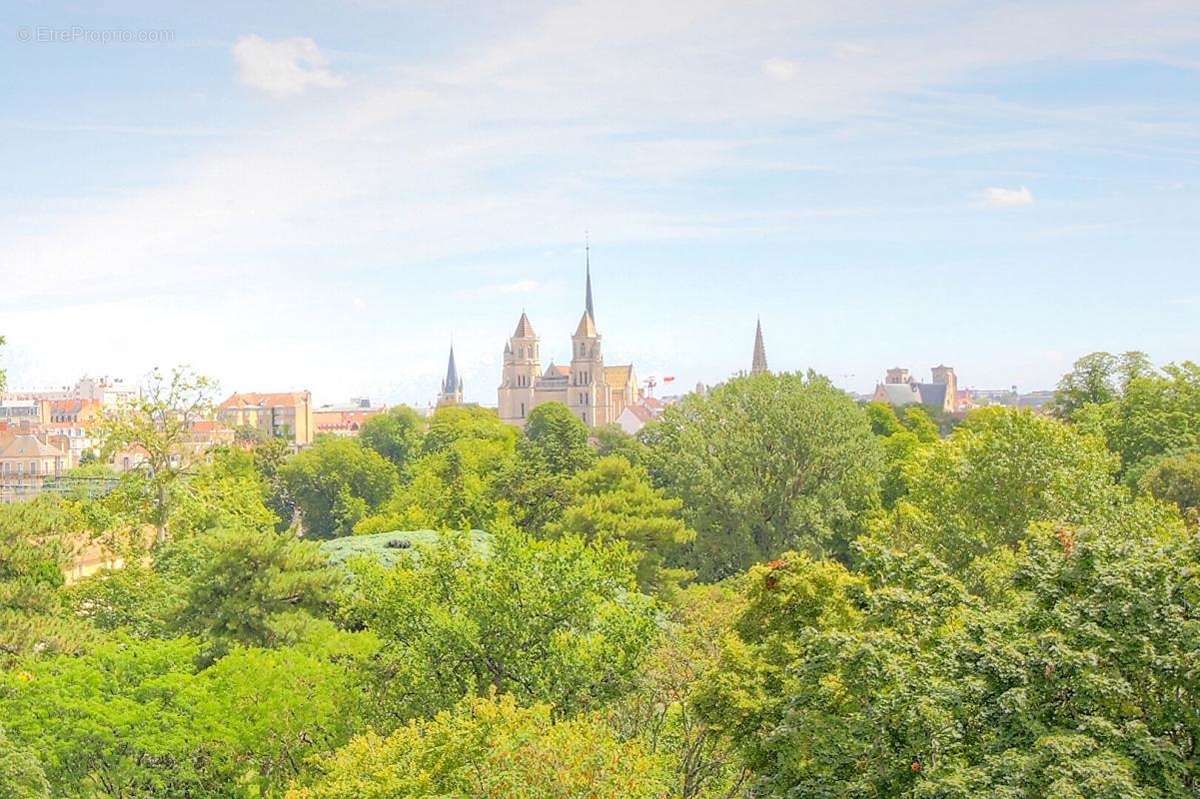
[[497, 261, 638, 428]]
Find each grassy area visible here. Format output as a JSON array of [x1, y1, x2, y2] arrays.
[[319, 529, 491, 568]]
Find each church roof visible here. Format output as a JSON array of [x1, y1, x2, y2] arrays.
[[585, 247, 595, 320], [442, 346, 462, 394], [604, 364, 634, 389], [915, 382, 948, 408], [751, 318, 769, 375], [512, 312, 536, 339], [543, 363, 570, 378], [574, 310, 597, 338]]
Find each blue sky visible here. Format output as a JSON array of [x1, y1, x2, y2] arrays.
[[1, 0, 1198, 406]]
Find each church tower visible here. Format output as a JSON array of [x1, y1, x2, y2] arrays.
[[751, 318, 769, 375], [437, 345, 464, 407], [568, 250, 608, 426], [498, 312, 540, 425]]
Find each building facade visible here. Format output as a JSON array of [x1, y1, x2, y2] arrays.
[[873, 365, 960, 413], [497, 262, 638, 428], [218, 391, 315, 446]]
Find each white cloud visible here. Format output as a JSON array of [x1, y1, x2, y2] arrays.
[[981, 186, 1034, 207], [232, 35, 345, 96], [761, 57, 799, 81]]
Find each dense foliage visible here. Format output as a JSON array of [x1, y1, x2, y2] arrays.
[[3, 361, 1199, 797]]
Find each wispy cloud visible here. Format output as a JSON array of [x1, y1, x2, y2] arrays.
[[981, 186, 1035, 207], [232, 35, 345, 96]]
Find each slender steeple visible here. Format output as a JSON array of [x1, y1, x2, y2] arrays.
[[751, 318, 769, 375], [438, 345, 464, 406], [584, 235, 595, 320]]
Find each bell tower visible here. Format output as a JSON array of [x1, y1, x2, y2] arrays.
[[498, 312, 540, 425], [568, 250, 607, 426]]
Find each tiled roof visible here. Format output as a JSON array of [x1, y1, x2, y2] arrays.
[[622, 404, 655, 423], [512, 312, 536, 339], [0, 434, 64, 459], [604, 364, 633, 389], [574, 310, 597, 338], [543, 363, 570, 378], [219, 391, 310, 410]]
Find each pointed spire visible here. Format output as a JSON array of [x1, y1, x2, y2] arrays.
[[442, 345, 460, 394], [512, 311, 536, 339], [584, 233, 595, 321], [751, 318, 769, 375]]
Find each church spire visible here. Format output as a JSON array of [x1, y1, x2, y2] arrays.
[[584, 234, 595, 320], [441, 343, 458, 391], [751, 318, 769, 375]]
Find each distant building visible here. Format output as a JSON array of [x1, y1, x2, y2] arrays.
[[314, 398, 385, 437], [218, 391, 314, 446], [0, 433, 67, 502], [437, 346, 465, 408], [873, 365, 960, 413], [615, 396, 665, 435], [497, 255, 639, 428]]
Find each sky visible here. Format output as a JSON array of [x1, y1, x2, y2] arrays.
[[1, 0, 1198, 407]]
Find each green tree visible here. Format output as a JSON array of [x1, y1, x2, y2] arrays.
[[287, 693, 673, 799], [879, 406, 1123, 572], [1053, 350, 1153, 419], [0, 497, 92, 659], [0, 725, 50, 799], [595, 421, 646, 465], [550, 455, 694, 595], [697, 510, 1200, 798], [642, 372, 883, 579], [170, 526, 340, 656], [356, 435, 516, 534], [422, 405, 516, 455], [0, 635, 369, 798], [96, 366, 218, 542], [281, 437, 398, 538], [359, 405, 425, 477], [169, 447, 279, 538], [348, 526, 658, 723], [1104, 362, 1200, 474], [1138, 448, 1200, 523], [521, 402, 596, 476]]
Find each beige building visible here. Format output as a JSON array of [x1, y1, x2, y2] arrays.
[[872, 365, 959, 413], [497, 262, 638, 428], [0, 433, 67, 502], [218, 391, 315, 446]]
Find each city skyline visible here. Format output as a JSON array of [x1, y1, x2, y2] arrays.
[[3, 1, 1198, 405]]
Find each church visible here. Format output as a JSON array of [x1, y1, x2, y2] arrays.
[[496, 259, 639, 428]]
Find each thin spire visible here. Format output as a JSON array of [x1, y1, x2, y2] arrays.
[[442, 345, 460, 394], [751, 317, 769, 375], [584, 233, 595, 320]]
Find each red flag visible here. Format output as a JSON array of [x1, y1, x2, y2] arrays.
[[663, 376, 675, 382]]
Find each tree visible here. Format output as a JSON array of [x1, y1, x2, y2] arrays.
[[642, 372, 883, 579], [696, 511, 1200, 799], [595, 422, 646, 465], [286, 693, 674, 799], [521, 402, 596, 476], [0, 635, 369, 798], [347, 527, 658, 723], [550, 455, 695, 595], [607, 583, 750, 799], [422, 405, 517, 456], [1053, 351, 1153, 419], [879, 406, 1124, 572], [0, 725, 50, 799], [281, 437, 398, 538], [359, 405, 425, 477], [0, 497, 92, 660], [1138, 449, 1200, 523], [96, 366, 218, 542], [169, 447, 279, 538], [170, 526, 340, 657], [1103, 361, 1200, 474]]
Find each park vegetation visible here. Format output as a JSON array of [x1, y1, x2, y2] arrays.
[[2, 345, 1200, 798]]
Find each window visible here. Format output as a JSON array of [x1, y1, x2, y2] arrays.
[[520, 402, 525, 417]]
